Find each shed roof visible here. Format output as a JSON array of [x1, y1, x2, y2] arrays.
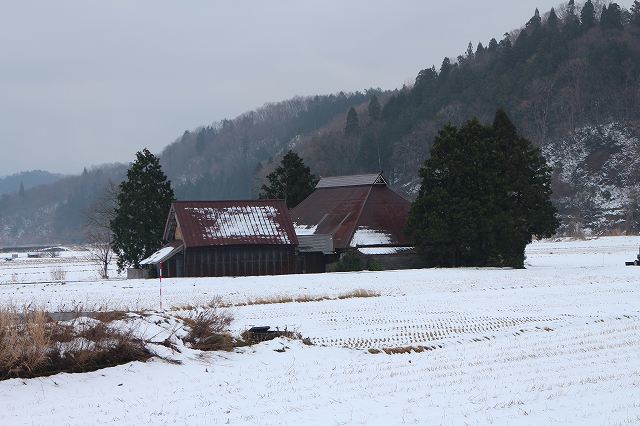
[[291, 174, 411, 250], [140, 240, 184, 266], [316, 173, 387, 189], [166, 200, 298, 248]]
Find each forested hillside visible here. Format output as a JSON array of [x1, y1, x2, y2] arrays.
[[293, 0, 640, 234], [162, 92, 378, 200], [0, 171, 64, 196], [0, 93, 375, 245], [2, 0, 640, 245]]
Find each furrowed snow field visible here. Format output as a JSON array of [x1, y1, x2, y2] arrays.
[[0, 237, 639, 425]]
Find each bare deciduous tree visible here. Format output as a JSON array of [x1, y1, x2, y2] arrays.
[[84, 183, 118, 279]]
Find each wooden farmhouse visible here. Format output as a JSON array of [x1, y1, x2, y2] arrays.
[[290, 173, 417, 272], [141, 200, 299, 278]]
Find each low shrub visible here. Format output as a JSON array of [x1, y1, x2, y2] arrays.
[[181, 305, 234, 352], [333, 251, 363, 272]]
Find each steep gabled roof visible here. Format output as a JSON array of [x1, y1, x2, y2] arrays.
[[316, 172, 387, 189], [291, 173, 410, 250], [165, 200, 298, 248]]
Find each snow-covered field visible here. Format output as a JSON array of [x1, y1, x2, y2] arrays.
[[1, 237, 640, 425]]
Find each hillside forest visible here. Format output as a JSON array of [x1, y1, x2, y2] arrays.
[[2, 0, 640, 245]]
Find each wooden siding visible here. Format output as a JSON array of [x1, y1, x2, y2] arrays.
[[179, 245, 297, 278]]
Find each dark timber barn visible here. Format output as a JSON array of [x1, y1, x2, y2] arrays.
[[141, 200, 299, 278], [291, 173, 418, 271]]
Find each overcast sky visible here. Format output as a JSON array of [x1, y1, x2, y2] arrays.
[[1, 0, 616, 175]]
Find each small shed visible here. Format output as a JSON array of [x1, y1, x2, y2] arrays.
[[141, 200, 299, 278]]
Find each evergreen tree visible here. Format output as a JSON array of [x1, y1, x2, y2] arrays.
[[18, 181, 25, 197], [439, 57, 453, 80], [631, 1, 640, 26], [110, 148, 175, 271], [407, 111, 558, 268], [527, 8, 542, 30], [564, 0, 581, 37], [344, 107, 360, 136], [601, 3, 623, 30], [487, 38, 499, 53], [492, 110, 559, 267], [581, 0, 596, 29], [547, 8, 559, 30], [466, 42, 475, 60], [368, 95, 381, 121], [259, 150, 318, 208]]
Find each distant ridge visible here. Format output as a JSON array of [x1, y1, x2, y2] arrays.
[[0, 170, 65, 196]]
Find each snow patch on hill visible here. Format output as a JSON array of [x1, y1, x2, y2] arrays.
[[543, 122, 640, 235]]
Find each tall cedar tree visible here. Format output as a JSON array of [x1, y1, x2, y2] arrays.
[[581, 0, 596, 29], [632, 1, 640, 26], [408, 110, 558, 268], [111, 149, 175, 271], [345, 107, 360, 136], [259, 150, 318, 208]]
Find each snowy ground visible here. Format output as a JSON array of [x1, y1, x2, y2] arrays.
[[0, 247, 123, 285], [1, 237, 639, 424]]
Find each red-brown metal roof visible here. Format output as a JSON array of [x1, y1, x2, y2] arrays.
[[166, 200, 298, 248], [290, 176, 411, 250]]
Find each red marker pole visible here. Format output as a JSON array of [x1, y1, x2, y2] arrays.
[[159, 261, 163, 311]]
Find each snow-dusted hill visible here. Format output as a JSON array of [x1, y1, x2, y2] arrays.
[[543, 123, 640, 235], [0, 237, 639, 424]]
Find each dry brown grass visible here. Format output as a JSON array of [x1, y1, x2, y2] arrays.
[[0, 305, 149, 380], [337, 289, 380, 299], [180, 304, 235, 352], [234, 289, 381, 307], [382, 346, 432, 355]]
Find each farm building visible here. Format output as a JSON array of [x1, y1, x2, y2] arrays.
[[141, 200, 299, 278], [291, 172, 419, 271]]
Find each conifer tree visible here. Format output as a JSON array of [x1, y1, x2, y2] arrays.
[[601, 3, 623, 30], [439, 57, 453, 80], [18, 181, 25, 197], [466, 42, 475, 60], [259, 150, 318, 208], [368, 96, 381, 121], [547, 8, 559, 30], [564, 0, 581, 37], [632, 1, 640, 26], [492, 110, 558, 267], [408, 111, 558, 268], [581, 0, 596, 29], [344, 107, 360, 136], [110, 148, 175, 271], [488, 38, 499, 53], [527, 8, 542, 30]]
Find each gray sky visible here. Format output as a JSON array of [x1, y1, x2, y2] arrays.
[[0, 1, 601, 175]]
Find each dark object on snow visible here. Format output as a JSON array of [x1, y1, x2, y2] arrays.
[[625, 247, 640, 266], [242, 326, 297, 344]]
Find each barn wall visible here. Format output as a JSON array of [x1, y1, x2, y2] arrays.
[[183, 245, 296, 277]]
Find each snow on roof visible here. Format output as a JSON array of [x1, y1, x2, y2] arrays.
[[140, 246, 180, 265], [357, 247, 413, 255], [294, 223, 318, 236], [350, 227, 392, 247], [316, 173, 387, 189], [171, 200, 298, 247]]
